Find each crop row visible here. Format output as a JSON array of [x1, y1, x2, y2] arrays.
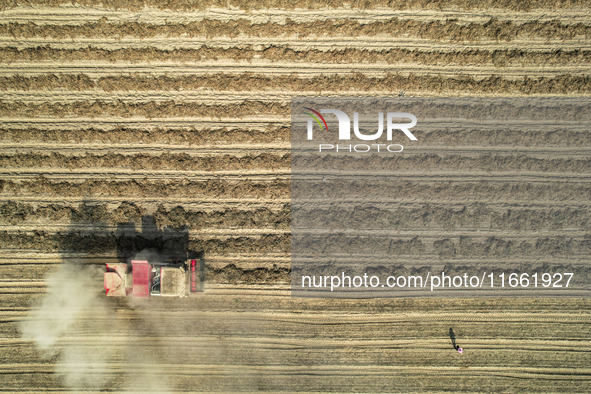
[[2, 18, 590, 41], [2, 126, 590, 147], [4, 178, 591, 201], [1, 200, 589, 231], [2, 230, 588, 259], [2, 45, 590, 66]]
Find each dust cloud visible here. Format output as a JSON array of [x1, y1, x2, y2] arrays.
[[19, 263, 112, 389], [19, 260, 172, 392]]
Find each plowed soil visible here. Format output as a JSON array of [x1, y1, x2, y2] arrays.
[[1, 2, 590, 392]]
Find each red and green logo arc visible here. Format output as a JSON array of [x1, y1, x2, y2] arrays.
[[304, 107, 328, 131]]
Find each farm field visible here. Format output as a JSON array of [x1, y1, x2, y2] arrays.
[[1, 1, 591, 392]]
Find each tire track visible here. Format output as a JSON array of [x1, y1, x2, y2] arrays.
[[2, 63, 591, 77]]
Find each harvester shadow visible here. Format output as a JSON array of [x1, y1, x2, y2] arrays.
[[115, 215, 203, 264], [58, 199, 111, 264], [58, 201, 205, 291]]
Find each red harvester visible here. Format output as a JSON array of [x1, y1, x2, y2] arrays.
[[104, 258, 204, 297]]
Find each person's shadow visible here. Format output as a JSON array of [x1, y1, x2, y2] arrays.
[[449, 327, 459, 350]]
